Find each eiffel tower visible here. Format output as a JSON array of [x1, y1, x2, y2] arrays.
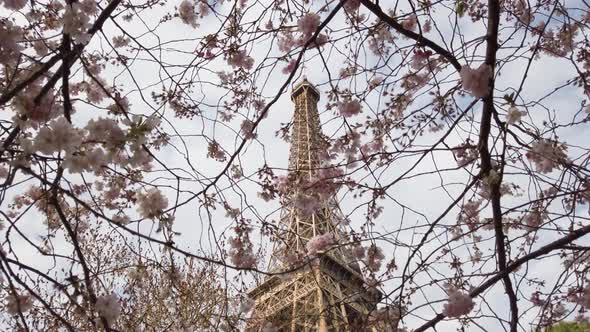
[[247, 78, 385, 331]]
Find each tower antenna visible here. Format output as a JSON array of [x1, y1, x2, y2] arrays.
[[302, 51, 308, 80]]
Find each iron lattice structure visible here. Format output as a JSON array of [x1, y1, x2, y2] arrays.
[[247, 79, 384, 331]]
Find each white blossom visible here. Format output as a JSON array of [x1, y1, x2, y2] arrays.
[[442, 285, 474, 318], [86, 118, 125, 149], [460, 64, 492, 98], [63, 148, 107, 174], [136, 188, 168, 219], [506, 105, 525, 124], [33, 117, 83, 155], [63, 3, 92, 44], [526, 139, 568, 174]]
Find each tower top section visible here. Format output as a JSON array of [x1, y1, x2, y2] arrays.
[[288, 77, 324, 178], [291, 77, 320, 101]]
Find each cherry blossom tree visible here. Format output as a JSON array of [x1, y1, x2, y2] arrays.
[[0, 0, 589, 331]]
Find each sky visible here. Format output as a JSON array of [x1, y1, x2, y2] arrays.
[[2, 0, 590, 331]]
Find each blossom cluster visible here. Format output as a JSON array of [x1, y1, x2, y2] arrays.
[[526, 139, 568, 173], [338, 99, 363, 117], [63, 1, 97, 44], [460, 64, 492, 98], [227, 49, 254, 70], [298, 13, 321, 39], [306, 233, 335, 255], [136, 188, 169, 219], [5, 293, 33, 314], [442, 284, 475, 318], [95, 293, 121, 325], [228, 224, 258, 268], [365, 244, 385, 272], [453, 142, 478, 167], [19, 114, 163, 175]]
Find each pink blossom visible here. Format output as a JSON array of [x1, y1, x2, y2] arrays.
[[523, 208, 546, 229], [442, 285, 474, 318], [526, 139, 568, 174], [411, 50, 432, 70], [353, 244, 366, 259], [6, 293, 33, 314], [33, 40, 49, 56], [198, 0, 210, 16], [278, 32, 296, 53], [282, 59, 297, 74], [342, 0, 361, 13], [63, 148, 107, 174], [261, 322, 279, 332], [454, 143, 478, 166], [95, 293, 121, 324], [240, 120, 257, 139], [369, 77, 383, 90], [79, 0, 98, 15], [402, 14, 418, 31], [112, 36, 130, 48], [136, 188, 168, 219], [0, 166, 8, 178], [179, 0, 197, 27], [460, 64, 492, 98], [227, 49, 254, 70], [339, 66, 356, 78], [253, 99, 266, 111], [575, 286, 590, 309], [515, 0, 533, 25], [298, 13, 321, 38], [2, 0, 27, 10], [207, 141, 226, 161], [239, 297, 255, 314], [228, 227, 257, 269], [112, 214, 131, 225], [423, 20, 432, 33], [0, 20, 23, 65], [338, 99, 362, 117], [530, 291, 545, 306], [86, 118, 126, 149], [312, 33, 329, 48], [82, 80, 108, 104], [33, 117, 83, 155], [306, 233, 335, 255], [125, 147, 153, 169], [265, 20, 273, 30], [294, 193, 320, 217], [63, 3, 92, 44], [458, 200, 482, 230], [365, 244, 384, 271]]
